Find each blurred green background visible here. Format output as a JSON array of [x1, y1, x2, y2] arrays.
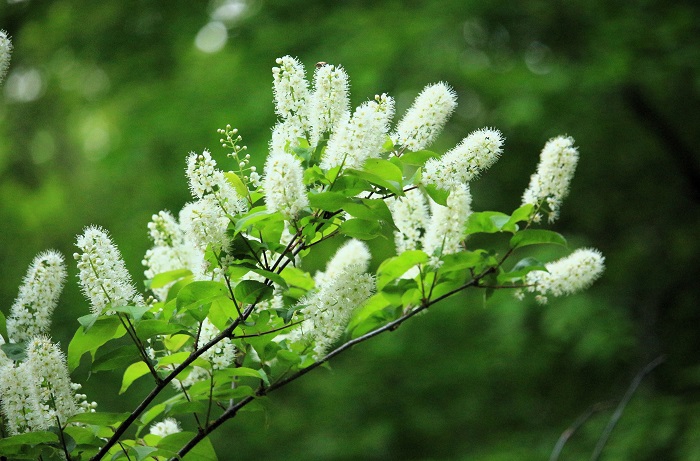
[[1, 0, 699, 459]]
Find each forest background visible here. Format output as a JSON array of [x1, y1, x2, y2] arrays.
[[1, 0, 699, 459]]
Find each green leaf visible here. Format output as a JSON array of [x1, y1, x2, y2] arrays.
[[343, 168, 403, 196], [129, 445, 158, 461], [423, 183, 449, 206], [234, 280, 273, 305], [234, 209, 284, 234], [363, 158, 403, 182], [497, 257, 547, 284], [176, 281, 229, 320], [111, 305, 152, 322], [78, 313, 99, 330], [348, 292, 393, 334], [343, 198, 396, 228], [68, 411, 132, 427], [510, 229, 567, 249], [503, 204, 535, 231], [1, 342, 26, 361], [376, 250, 429, 290], [340, 218, 382, 240], [68, 316, 123, 372], [92, 345, 142, 373], [149, 269, 192, 289], [155, 432, 218, 461], [280, 267, 315, 290], [307, 191, 349, 211], [465, 211, 511, 234], [224, 171, 248, 198], [399, 150, 439, 166], [218, 366, 269, 385], [440, 250, 494, 273], [0, 309, 7, 341], [119, 361, 151, 394], [134, 319, 190, 339]]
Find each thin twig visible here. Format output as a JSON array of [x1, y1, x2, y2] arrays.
[[590, 355, 666, 461], [549, 401, 613, 461]]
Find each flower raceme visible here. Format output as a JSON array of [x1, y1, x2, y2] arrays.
[[75, 226, 145, 315], [525, 248, 605, 303], [0, 30, 10, 85], [6, 250, 66, 343], [262, 150, 309, 218]]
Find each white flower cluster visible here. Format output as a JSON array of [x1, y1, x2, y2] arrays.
[[186, 149, 246, 216], [422, 184, 473, 261], [6, 250, 66, 343], [524, 248, 605, 303], [143, 210, 205, 301], [294, 240, 375, 359], [322, 93, 395, 170], [149, 417, 182, 437], [423, 128, 504, 190], [0, 336, 92, 435], [310, 63, 350, 145], [392, 82, 457, 152], [390, 184, 472, 265], [0, 30, 10, 85], [522, 135, 579, 222], [175, 318, 236, 388], [262, 150, 309, 218], [272, 56, 311, 127], [75, 226, 144, 315], [388, 189, 430, 254]]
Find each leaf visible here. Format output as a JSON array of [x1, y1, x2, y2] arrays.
[[224, 171, 248, 198], [217, 366, 270, 386], [68, 412, 132, 427], [134, 319, 190, 339], [129, 445, 158, 461], [376, 250, 429, 290], [149, 269, 192, 289], [234, 280, 273, 305], [497, 257, 547, 284], [343, 168, 403, 196], [340, 218, 382, 240], [1, 342, 26, 361], [423, 184, 449, 206], [503, 204, 535, 231], [0, 309, 7, 342], [119, 361, 151, 394], [176, 281, 230, 320], [440, 250, 495, 274], [347, 292, 393, 334], [155, 432, 218, 461], [92, 345, 142, 373], [111, 305, 152, 322], [363, 158, 403, 183], [234, 209, 283, 234], [465, 211, 511, 234], [399, 150, 439, 166], [68, 316, 123, 372], [307, 191, 349, 211], [510, 229, 567, 249], [343, 198, 396, 228], [280, 267, 315, 290], [0, 431, 58, 451]]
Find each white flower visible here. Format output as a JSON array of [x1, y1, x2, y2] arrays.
[[272, 56, 311, 141], [185, 150, 247, 217], [422, 184, 472, 260], [321, 93, 395, 170], [521, 136, 579, 223], [423, 128, 504, 190], [524, 248, 605, 303], [179, 198, 231, 254], [143, 210, 206, 301], [0, 30, 11, 85], [389, 189, 430, 254], [293, 239, 374, 359], [75, 226, 144, 315], [262, 151, 309, 218], [150, 417, 182, 437], [0, 362, 41, 434], [309, 63, 350, 145], [6, 250, 66, 343], [174, 318, 235, 388], [25, 336, 81, 428], [393, 82, 457, 152]]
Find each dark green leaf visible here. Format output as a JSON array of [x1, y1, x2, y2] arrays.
[[510, 229, 567, 248], [343, 168, 403, 196], [1, 342, 26, 361], [423, 184, 449, 206], [307, 191, 349, 211], [134, 319, 190, 339], [112, 305, 152, 322], [497, 257, 547, 284], [234, 280, 273, 305], [68, 316, 124, 372], [92, 345, 142, 373], [156, 432, 218, 461], [340, 218, 383, 240]]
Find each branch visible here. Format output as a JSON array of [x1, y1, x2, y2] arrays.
[[175, 276, 487, 458], [590, 355, 666, 461], [549, 401, 613, 461]]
